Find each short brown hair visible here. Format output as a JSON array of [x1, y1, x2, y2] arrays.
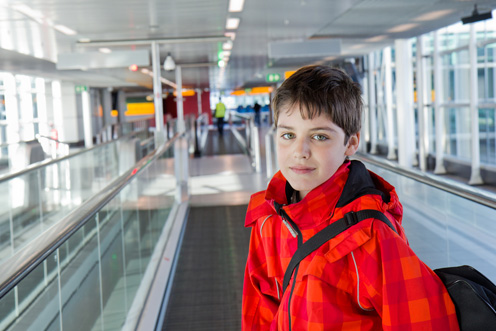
[[272, 65, 362, 142]]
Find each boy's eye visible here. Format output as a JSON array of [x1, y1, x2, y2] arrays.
[[281, 132, 295, 140], [312, 134, 328, 141]]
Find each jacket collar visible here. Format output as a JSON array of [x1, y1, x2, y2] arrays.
[[245, 159, 401, 229], [266, 161, 351, 229]]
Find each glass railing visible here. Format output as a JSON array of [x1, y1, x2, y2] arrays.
[[230, 111, 261, 172], [0, 131, 153, 266], [0, 133, 186, 331]]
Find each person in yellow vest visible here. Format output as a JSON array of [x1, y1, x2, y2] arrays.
[[215, 98, 227, 135]]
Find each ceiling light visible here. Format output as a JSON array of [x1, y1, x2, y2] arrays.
[[462, 5, 492, 24], [350, 44, 365, 50], [11, 4, 44, 23], [387, 23, 418, 33], [99, 48, 112, 53], [226, 18, 240, 29], [54, 24, 77, 35], [366, 35, 387, 42], [223, 41, 233, 50], [414, 9, 454, 21], [225, 32, 236, 40], [163, 53, 176, 71], [229, 0, 245, 12]]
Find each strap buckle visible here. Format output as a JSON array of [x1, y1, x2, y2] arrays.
[[344, 211, 358, 226]]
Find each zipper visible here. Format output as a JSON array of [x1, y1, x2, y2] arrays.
[[282, 218, 298, 237]]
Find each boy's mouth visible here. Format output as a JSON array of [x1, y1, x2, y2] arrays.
[[290, 166, 315, 174]]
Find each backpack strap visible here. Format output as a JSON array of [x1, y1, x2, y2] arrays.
[[282, 209, 397, 292]]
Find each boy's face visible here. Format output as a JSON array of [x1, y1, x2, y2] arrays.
[[276, 107, 359, 200]]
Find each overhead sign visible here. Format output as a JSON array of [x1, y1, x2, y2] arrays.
[[266, 73, 281, 82], [75, 85, 88, 93], [268, 39, 341, 58]]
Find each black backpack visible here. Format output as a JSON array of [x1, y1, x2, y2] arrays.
[[283, 209, 496, 331]]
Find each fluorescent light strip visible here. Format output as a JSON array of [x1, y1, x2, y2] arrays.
[[99, 48, 112, 54], [366, 35, 388, 42], [11, 4, 44, 23], [229, 0, 245, 12], [226, 18, 240, 29], [414, 9, 454, 22], [387, 23, 418, 33], [54, 24, 77, 36], [12, 3, 78, 36], [225, 32, 236, 40]]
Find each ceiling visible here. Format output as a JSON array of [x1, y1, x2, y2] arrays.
[[2, 0, 496, 93]]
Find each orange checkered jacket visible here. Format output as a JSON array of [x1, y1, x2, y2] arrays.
[[242, 160, 459, 330]]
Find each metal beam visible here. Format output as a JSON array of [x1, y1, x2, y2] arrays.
[[77, 35, 229, 47]]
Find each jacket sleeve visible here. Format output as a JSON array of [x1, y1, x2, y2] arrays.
[[242, 225, 280, 331], [360, 222, 460, 330]]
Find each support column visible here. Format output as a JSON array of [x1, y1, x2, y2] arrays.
[[175, 65, 185, 133], [384, 47, 396, 159], [434, 31, 447, 174], [82, 89, 93, 148], [360, 68, 370, 153], [417, 36, 428, 171], [116, 90, 127, 137], [101, 88, 113, 127], [395, 39, 416, 168], [151, 41, 165, 147], [101, 88, 113, 141], [469, 24, 483, 185], [196, 88, 202, 116], [368, 53, 378, 154], [117, 90, 127, 124]]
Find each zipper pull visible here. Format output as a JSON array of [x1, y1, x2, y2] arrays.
[[282, 217, 298, 238]]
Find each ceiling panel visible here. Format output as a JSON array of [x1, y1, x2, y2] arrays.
[[2, 0, 496, 92]]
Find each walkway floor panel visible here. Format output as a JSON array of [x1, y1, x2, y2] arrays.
[[161, 205, 250, 331]]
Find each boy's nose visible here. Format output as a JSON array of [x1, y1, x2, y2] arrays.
[[293, 139, 310, 159]]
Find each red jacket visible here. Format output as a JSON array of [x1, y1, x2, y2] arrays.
[[242, 160, 459, 330]]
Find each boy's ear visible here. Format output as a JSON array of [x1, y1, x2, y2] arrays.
[[345, 132, 360, 156]]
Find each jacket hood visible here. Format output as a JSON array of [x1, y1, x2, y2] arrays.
[[245, 160, 403, 229]]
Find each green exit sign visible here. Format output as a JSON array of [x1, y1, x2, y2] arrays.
[[75, 85, 88, 93], [266, 73, 281, 82]]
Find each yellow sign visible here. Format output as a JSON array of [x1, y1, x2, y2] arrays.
[[285, 70, 297, 79], [173, 89, 196, 97], [230, 86, 273, 96]]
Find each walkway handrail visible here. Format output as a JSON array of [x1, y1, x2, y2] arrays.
[[230, 111, 261, 172], [193, 113, 209, 156], [0, 128, 147, 183], [356, 152, 496, 210], [35, 134, 69, 144], [0, 132, 182, 300]]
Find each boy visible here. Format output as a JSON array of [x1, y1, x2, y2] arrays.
[[242, 65, 459, 330]]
